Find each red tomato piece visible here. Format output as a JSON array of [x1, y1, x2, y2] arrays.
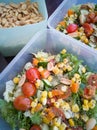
[[87, 74, 97, 88], [13, 95, 31, 111], [83, 85, 96, 99], [83, 23, 94, 37], [26, 68, 40, 83], [66, 23, 78, 33], [22, 82, 37, 97], [30, 125, 41, 130]]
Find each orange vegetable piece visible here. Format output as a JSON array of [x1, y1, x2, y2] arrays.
[[92, 125, 97, 130], [34, 103, 42, 112], [71, 82, 79, 93], [40, 69, 50, 79], [32, 58, 39, 66], [68, 9, 74, 16], [59, 21, 66, 27], [52, 89, 64, 97]]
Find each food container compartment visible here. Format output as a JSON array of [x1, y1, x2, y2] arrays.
[[0, 29, 97, 129], [0, 0, 48, 56], [48, 0, 97, 51]]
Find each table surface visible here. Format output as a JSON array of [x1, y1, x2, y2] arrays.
[[0, 0, 63, 73]]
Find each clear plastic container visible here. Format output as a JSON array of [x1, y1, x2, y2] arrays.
[[48, 0, 97, 52], [0, 29, 97, 129], [0, 0, 48, 56]]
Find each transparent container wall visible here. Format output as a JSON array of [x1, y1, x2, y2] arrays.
[[48, 0, 97, 29], [0, 0, 48, 56], [0, 29, 97, 129]]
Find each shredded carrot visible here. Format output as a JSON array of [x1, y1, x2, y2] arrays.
[[68, 9, 74, 16], [52, 89, 64, 97], [71, 82, 79, 93], [40, 69, 50, 79], [59, 21, 66, 27], [32, 58, 39, 66]]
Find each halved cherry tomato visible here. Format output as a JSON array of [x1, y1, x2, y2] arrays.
[[22, 82, 37, 97], [87, 74, 97, 88], [13, 95, 31, 111], [30, 125, 41, 130], [66, 23, 78, 33], [26, 68, 40, 83], [83, 23, 94, 37], [83, 85, 96, 99]]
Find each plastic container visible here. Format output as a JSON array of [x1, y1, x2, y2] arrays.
[[0, 0, 48, 57], [48, 0, 97, 51], [0, 29, 97, 129]]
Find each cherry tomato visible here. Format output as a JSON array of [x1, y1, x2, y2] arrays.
[[26, 68, 40, 83], [30, 125, 41, 130], [66, 23, 78, 33], [87, 74, 97, 88], [83, 23, 94, 37], [83, 85, 96, 99], [22, 82, 37, 97], [13, 95, 31, 111]]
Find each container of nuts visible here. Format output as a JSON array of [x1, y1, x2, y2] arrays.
[[0, 0, 48, 56]]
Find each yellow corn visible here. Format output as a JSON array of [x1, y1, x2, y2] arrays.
[[67, 65, 72, 71], [57, 62, 64, 68], [41, 91, 47, 98], [63, 58, 68, 64], [82, 104, 89, 111], [88, 100, 96, 109], [72, 104, 80, 113], [42, 117, 50, 124], [83, 99, 89, 105], [48, 91, 53, 98], [74, 73, 80, 79], [60, 49, 67, 54], [35, 79, 41, 88], [82, 67, 86, 73], [13, 77, 20, 84], [59, 123, 67, 130], [69, 119, 75, 127], [74, 113, 79, 119], [52, 66, 60, 75], [48, 75, 53, 82], [54, 102, 60, 108], [81, 115, 89, 122]]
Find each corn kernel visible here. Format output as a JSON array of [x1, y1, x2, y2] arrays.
[[81, 115, 89, 122], [40, 97, 47, 105], [48, 91, 53, 98], [54, 102, 60, 108], [69, 119, 75, 127], [57, 62, 64, 68], [82, 67, 86, 73], [71, 77, 76, 83], [53, 118, 61, 127], [38, 66, 44, 72], [59, 123, 67, 130], [31, 108, 35, 114], [89, 100, 96, 109], [84, 38, 89, 44], [82, 104, 89, 111], [48, 75, 53, 82], [42, 117, 50, 124], [35, 79, 41, 88], [63, 58, 68, 64], [61, 49, 67, 54], [72, 104, 80, 113], [62, 102, 70, 110], [74, 73, 80, 79], [74, 113, 79, 119], [67, 65, 72, 71], [53, 66, 60, 75], [41, 91, 47, 98], [83, 99, 89, 105], [80, 36, 87, 42], [13, 77, 20, 84]]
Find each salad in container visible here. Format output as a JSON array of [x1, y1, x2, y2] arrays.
[[0, 48, 97, 130], [56, 3, 97, 49]]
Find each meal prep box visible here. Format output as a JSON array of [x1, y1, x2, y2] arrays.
[[0, 0, 48, 56], [48, 0, 97, 51], [0, 29, 97, 129]]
